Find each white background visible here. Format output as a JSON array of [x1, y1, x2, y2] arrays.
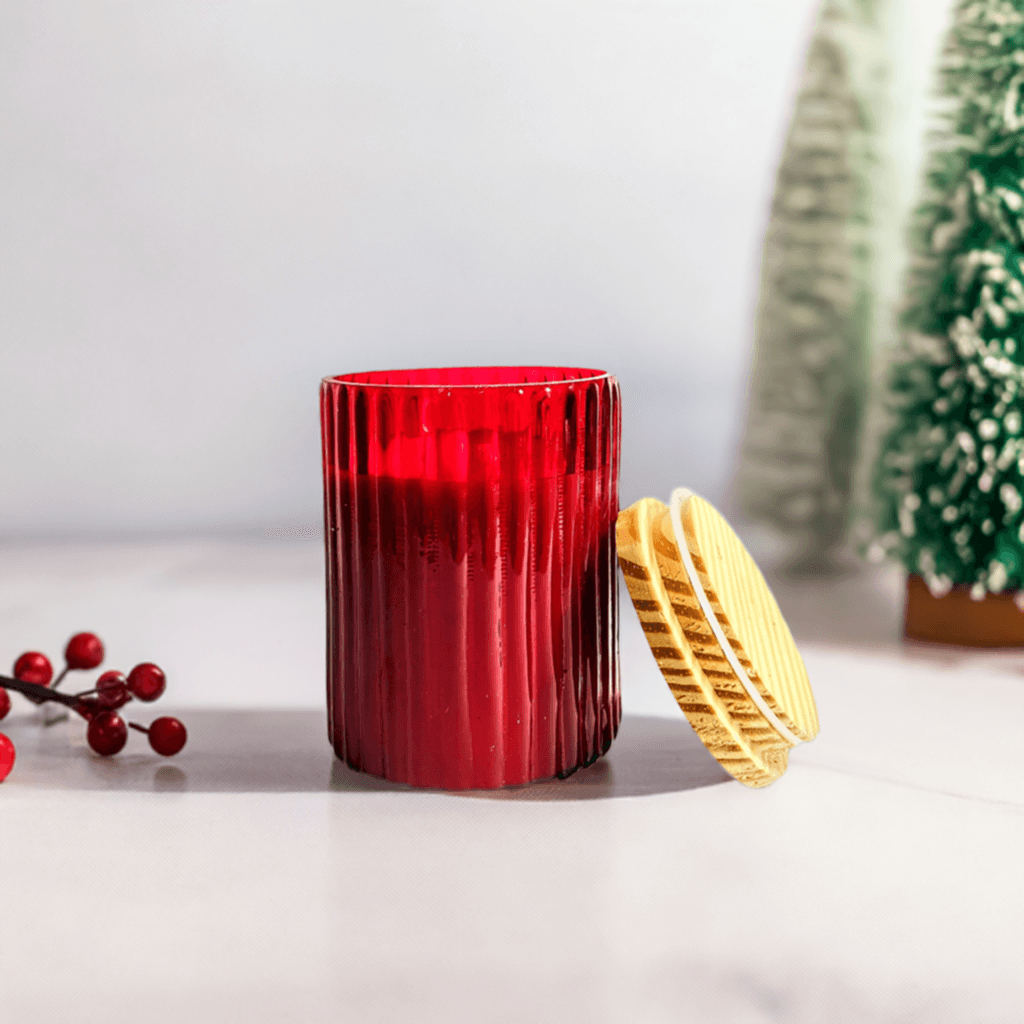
[[1, 0, 952, 539]]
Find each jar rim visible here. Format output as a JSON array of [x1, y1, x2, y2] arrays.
[[322, 366, 613, 389]]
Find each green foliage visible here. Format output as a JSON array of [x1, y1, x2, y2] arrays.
[[873, 0, 1024, 596]]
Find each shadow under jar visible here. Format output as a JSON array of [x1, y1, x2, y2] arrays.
[[320, 367, 621, 789]]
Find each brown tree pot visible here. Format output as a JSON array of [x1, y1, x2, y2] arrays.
[[904, 573, 1024, 647]]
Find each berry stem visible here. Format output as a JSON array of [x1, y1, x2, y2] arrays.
[[50, 665, 71, 690], [128, 722, 148, 734], [0, 674, 81, 710]]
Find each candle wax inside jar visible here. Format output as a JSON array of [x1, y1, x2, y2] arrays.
[[327, 472, 619, 790]]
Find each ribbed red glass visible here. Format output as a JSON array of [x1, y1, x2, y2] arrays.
[[320, 366, 621, 789]]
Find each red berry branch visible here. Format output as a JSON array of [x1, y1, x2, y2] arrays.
[[0, 632, 187, 782]]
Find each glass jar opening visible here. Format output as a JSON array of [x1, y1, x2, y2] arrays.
[[324, 366, 611, 389]]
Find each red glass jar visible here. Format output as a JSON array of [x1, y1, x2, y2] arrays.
[[320, 366, 621, 789]]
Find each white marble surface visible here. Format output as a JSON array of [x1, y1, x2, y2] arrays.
[[2, 538, 1024, 1023]]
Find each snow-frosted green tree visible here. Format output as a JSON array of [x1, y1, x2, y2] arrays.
[[872, 0, 1024, 599], [738, 0, 887, 569]]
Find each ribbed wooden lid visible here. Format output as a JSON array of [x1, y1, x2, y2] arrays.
[[616, 489, 818, 788]]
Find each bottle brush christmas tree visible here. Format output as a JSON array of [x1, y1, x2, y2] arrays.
[[738, 0, 887, 570], [872, 0, 1024, 607]]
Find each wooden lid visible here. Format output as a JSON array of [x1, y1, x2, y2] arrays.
[[616, 488, 819, 788]]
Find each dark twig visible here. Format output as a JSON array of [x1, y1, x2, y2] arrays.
[[0, 674, 81, 710], [50, 665, 71, 690]]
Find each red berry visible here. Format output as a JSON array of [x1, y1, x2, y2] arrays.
[[0, 689, 9, 721], [96, 671, 131, 709], [147, 717, 187, 756], [87, 712, 127, 756], [127, 663, 165, 702], [0, 733, 15, 781], [65, 633, 104, 670], [13, 651, 53, 686]]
